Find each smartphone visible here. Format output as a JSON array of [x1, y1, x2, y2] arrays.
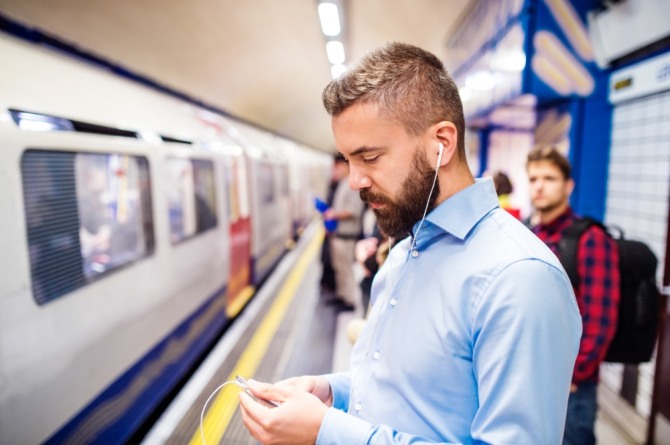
[[235, 375, 279, 408]]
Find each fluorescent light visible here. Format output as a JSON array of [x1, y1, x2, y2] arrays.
[[490, 49, 526, 72], [12, 111, 73, 132], [459, 87, 472, 102], [318, 2, 341, 37], [139, 131, 162, 144], [465, 71, 496, 91], [326, 40, 345, 64], [331, 64, 346, 79], [18, 120, 60, 132], [507, 51, 526, 71]]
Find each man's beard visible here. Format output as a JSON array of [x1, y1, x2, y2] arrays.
[[360, 148, 439, 240], [532, 196, 566, 215]]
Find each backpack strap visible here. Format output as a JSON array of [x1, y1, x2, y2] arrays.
[[558, 217, 596, 290]]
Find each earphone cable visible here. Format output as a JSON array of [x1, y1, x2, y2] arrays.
[[199, 380, 238, 445], [349, 157, 441, 406]]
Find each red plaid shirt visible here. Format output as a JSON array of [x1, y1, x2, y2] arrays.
[[533, 208, 620, 384]]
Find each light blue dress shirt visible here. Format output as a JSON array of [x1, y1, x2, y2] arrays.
[[317, 178, 581, 445]]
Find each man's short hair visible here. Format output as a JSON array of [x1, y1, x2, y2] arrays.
[[526, 146, 572, 179], [322, 42, 465, 162]]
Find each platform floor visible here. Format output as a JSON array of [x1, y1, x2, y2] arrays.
[[141, 221, 643, 444]]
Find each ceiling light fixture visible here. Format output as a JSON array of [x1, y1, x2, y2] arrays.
[[318, 2, 341, 36], [459, 87, 472, 102], [490, 49, 527, 72], [465, 71, 497, 91], [331, 64, 346, 79], [317, 1, 347, 79], [326, 40, 345, 64]]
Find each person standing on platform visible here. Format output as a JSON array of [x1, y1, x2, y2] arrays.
[[491, 170, 521, 219], [527, 146, 620, 445], [239, 42, 581, 445], [319, 156, 342, 292], [323, 154, 364, 311], [320, 155, 343, 291], [355, 219, 384, 314]]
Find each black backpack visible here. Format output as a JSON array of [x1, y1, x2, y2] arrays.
[[558, 217, 661, 364]]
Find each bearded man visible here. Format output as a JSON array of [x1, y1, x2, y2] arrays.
[[240, 42, 581, 445]]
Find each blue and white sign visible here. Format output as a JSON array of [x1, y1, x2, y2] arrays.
[[609, 51, 670, 104]]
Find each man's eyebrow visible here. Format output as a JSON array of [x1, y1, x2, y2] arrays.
[[348, 146, 382, 157]]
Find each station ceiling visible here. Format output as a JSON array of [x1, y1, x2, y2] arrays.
[[0, 0, 476, 152]]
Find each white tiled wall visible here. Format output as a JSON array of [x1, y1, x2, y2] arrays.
[[602, 88, 670, 418]]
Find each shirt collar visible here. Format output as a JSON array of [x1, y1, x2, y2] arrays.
[[410, 178, 499, 247], [536, 207, 574, 235]]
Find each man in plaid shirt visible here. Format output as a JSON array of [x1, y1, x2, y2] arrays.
[[527, 146, 620, 445]]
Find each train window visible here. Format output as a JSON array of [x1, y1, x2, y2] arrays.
[[280, 165, 289, 196], [166, 158, 217, 244], [21, 150, 154, 305], [76, 153, 154, 278], [258, 162, 275, 204], [224, 159, 239, 222], [225, 156, 250, 221], [236, 158, 251, 218]]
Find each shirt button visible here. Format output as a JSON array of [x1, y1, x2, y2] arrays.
[[411, 250, 419, 258], [390, 298, 397, 306], [354, 403, 362, 411], [372, 351, 380, 360]]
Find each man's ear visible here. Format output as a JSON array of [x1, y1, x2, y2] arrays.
[[566, 178, 575, 196], [434, 121, 458, 168]]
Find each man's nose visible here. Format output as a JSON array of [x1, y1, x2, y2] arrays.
[[348, 165, 371, 191]]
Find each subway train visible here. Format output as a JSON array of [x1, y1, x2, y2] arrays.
[[0, 33, 331, 444]]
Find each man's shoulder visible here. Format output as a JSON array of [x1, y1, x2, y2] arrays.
[[465, 208, 564, 269], [459, 211, 575, 308]]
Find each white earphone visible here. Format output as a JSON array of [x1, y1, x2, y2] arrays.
[[436, 142, 444, 171]]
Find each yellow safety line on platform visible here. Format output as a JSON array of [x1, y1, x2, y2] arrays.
[[190, 225, 325, 445]]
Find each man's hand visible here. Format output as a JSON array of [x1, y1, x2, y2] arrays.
[[239, 378, 330, 445], [274, 375, 333, 405], [355, 237, 379, 265]]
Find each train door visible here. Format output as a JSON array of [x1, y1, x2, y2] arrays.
[[193, 111, 254, 317], [278, 138, 300, 237], [223, 152, 253, 318]]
